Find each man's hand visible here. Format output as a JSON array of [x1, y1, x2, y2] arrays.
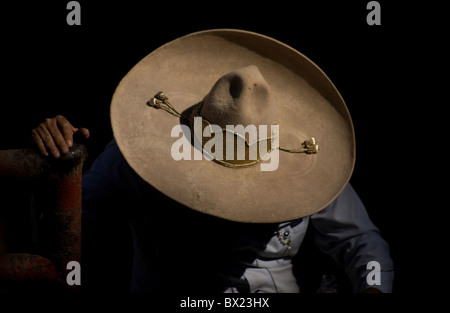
[[30, 115, 90, 158]]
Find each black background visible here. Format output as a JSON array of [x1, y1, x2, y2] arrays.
[[0, 0, 441, 304]]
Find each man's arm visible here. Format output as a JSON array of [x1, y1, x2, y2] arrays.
[[310, 184, 394, 293], [30, 115, 134, 291]]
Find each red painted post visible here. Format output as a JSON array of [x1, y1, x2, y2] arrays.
[[0, 144, 87, 291]]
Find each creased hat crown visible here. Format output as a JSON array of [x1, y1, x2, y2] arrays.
[[200, 65, 276, 135]]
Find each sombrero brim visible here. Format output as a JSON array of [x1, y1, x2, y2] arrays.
[[110, 29, 355, 223]]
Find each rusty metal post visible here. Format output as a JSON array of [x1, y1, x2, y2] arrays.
[[0, 144, 87, 291]]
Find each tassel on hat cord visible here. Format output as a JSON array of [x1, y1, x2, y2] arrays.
[[279, 137, 319, 154], [147, 91, 181, 118]]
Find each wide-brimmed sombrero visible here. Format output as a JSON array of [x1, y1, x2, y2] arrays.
[[110, 29, 355, 223]]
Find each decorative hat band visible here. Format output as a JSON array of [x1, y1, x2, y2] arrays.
[[147, 91, 319, 168]]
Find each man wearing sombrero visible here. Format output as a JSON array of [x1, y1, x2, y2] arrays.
[[31, 29, 393, 293]]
